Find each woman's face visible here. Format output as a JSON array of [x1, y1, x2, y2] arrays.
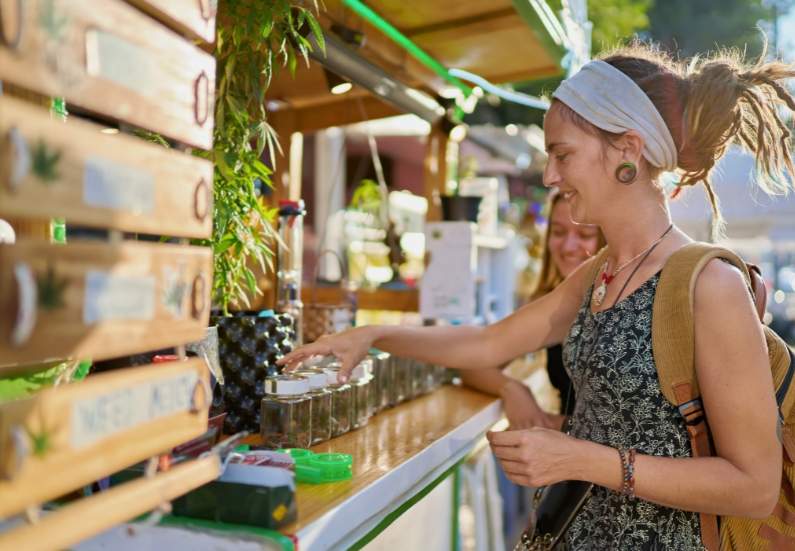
[[547, 199, 600, 278], [542, 103, 622, 225]]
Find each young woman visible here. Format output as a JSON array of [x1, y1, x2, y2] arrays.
[[280, 44, 788, 549], [460, 191, 604, 430]]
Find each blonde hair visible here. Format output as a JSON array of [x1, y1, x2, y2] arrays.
[[531, 191, 606, 300], [554, 41, 795, 240]]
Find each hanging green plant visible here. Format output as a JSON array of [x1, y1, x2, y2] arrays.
[[192, 0, 324, 315]]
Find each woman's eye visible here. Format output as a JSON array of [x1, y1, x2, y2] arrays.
[[556, 153, 569, 162]]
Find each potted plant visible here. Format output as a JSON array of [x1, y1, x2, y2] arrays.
[[202, 0, 324, 433]]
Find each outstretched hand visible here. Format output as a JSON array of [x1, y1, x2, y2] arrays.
[[276, 326, 375, 383]]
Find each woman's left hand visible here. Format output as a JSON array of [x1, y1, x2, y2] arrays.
[[487, 428, 583, 487]]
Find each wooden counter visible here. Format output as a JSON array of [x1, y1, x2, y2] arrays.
[[75, 384, 502, 551], [284, 384, 501, 550]]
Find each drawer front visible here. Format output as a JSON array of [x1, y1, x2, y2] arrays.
[[0, 97, 213, 238], [125, 0, 217, 43], [0, 240, 212, 366], [0, 358, 210, 518], [0, 0, 215, 149]]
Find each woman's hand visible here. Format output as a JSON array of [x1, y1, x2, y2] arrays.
[[487, 428, 585, 487], [499, 380, 558, 430], [276, 326, 376, 382]]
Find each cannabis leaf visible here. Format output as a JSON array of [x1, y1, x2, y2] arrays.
[[37, 264, 68, 311], [32, 141, 62, 184]]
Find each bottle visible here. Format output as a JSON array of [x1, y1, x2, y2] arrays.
[[277, 200, 306, 345], [294, 368, 332, 445], [260, 375, 312, 449]]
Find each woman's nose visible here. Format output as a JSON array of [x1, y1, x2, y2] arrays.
[[543, 162, 560, 188]]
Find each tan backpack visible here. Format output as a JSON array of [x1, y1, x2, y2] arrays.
[[652, 243, 795, 550]]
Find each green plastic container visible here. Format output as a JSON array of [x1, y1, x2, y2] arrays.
[[276, 448, 353, 484]]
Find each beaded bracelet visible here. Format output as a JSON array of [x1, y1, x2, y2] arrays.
[[618, 447, 637, 497]]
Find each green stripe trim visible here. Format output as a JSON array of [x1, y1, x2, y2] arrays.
[[158, 516, 295, 551], [451, 466, 461, 551], [342, 0, 473, 96], [347, 459, 466, 550], [511, 0, 569, 68]]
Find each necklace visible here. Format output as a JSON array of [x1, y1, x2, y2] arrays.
[[592, 224, 674, 307]]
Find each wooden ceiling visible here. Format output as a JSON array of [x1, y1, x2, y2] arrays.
[[266, 0, 566, 131]]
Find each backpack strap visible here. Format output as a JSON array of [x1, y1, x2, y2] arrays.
[[652, 242, 753, 407], [652, 242, 754, 551]]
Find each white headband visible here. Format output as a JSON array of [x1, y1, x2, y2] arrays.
[[552, 60, 678, 171]]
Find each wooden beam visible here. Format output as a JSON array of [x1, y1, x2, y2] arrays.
[[302, 287, 418, 312], [423, 123, 449, 222], [268, 95, 401, 136], [403, 8, 516, 36]]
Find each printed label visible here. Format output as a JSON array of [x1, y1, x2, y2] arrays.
[[84, 157, 154, 215], [70, 371, 198, 448], [85, 30, 155, 98], [83, 271, 155, 324]]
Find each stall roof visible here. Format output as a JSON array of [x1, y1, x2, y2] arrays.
[[266, 0, 570, 131]]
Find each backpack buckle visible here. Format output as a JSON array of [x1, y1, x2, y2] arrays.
[[678, 398, 705, 426]]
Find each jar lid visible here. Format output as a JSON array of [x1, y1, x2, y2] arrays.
[[368, 349, 390, 360], [323, 367, 342, 385], [294, 369, 327, 390], [292, 451, 353, 484], [265, 375, 309, 395], [350, 360, 372, 381]]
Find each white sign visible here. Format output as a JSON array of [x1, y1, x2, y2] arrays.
[[83, 271, 155, 324], [70, 371, 198, 448], [84, 157, 155, 215]]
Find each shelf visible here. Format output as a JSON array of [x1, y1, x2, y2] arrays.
[[284, 385, 499, 550], [302, 287, 419, 312]]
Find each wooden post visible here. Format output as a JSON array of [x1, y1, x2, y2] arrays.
[[424, 123, 449, 222]]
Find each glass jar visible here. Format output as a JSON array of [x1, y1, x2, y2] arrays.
[[390, 356, 409, 405], [294, 368, 332, 445], [369, 350, 390, 413], [409, 360, 425, 399], [324, 362, 353, 437], [260, 375, 311, 449], [350, 360, 373, 429]]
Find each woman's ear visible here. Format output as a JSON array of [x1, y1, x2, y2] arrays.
[[617, 130, 645, 162]]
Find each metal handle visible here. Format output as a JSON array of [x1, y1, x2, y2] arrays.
[[193, 177, 210, 222], [190, 375, 210, 413], [0, 0, 24, 50], [6, 126, 31, 192], [3, 426, 30, 480], [191, 273, 206, 320], [11, 262, 36, 346], [193, 71, 210, 126]]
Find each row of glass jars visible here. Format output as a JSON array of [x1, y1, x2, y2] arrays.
[[260, 352, 447, 450]]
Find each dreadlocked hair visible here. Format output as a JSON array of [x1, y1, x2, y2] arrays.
[[561, 41, 795, 240]]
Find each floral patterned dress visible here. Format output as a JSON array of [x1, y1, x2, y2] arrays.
[[560, 273, 705, 550]]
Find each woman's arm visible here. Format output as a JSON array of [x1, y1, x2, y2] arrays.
[[460, 367, 557, 429], [489, 260, 781, 518], [281, 254, 596, 379]]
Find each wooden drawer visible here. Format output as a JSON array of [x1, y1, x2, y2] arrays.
[[125, 0, 217, 43], [0, 96, 213, 238], [0, 455, 220, 551], [0, 240, 212, 367], [0, 358, 210, 518], [0, 0, 215, 149]]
